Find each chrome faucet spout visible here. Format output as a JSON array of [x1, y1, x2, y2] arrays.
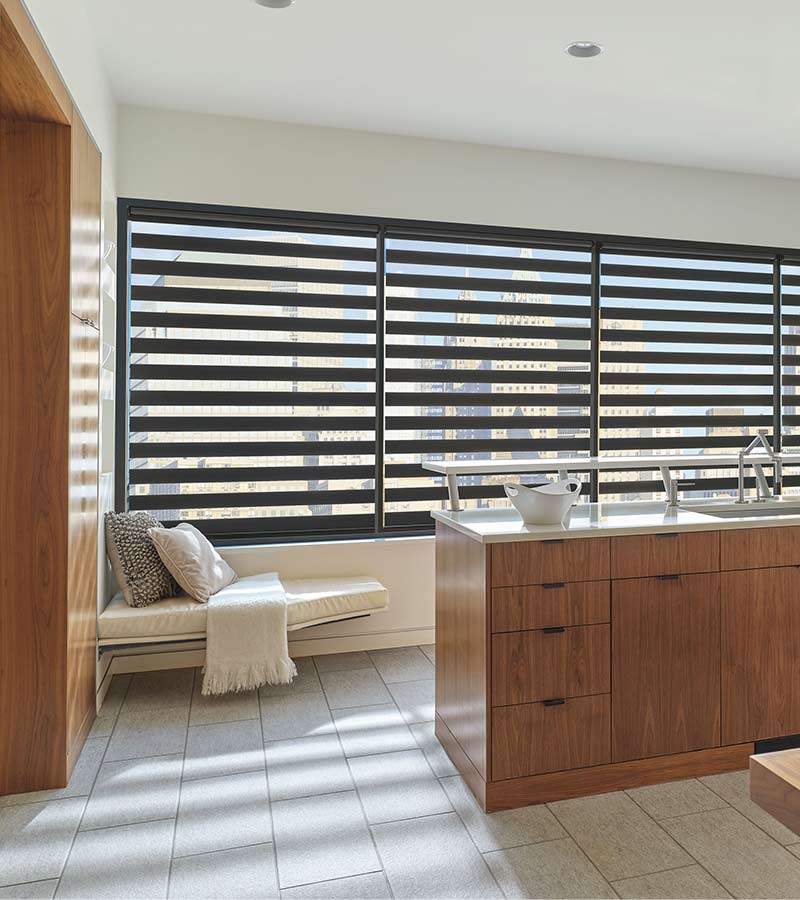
[[737, 430, 780, 503]]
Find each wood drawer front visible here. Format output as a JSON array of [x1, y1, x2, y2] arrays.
[[720, 526, 800, 572], [492, 625, 610, 706], [492, 581, 609, 633], [492, 695, 611, 781], [491, 538, 610, 588], [610, 531, 719, 579]]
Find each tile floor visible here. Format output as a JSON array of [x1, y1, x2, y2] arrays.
[[2, 646, 800, 898]]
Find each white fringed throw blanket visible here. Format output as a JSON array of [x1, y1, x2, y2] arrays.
[[202, 572, 297, 695]]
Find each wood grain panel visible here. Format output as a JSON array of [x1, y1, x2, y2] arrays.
[[750, 751, 800, 839], [70, 114, 100, 322], [491, 537, 609, 588], [492, 580, 609, 633], [721, 567, 800, 744], [492, 695, 611, 781], [610, 530, 719, 579], [486, 742, 752, 812], [435, 523, 490, 779], [720, 526, 800, 571], [66, 316, 98, 763], [435, 715, 486, 810], [0, 119, 71, 794], [612, 573, 721, 762], [0, 5, 71, 123], [492, 625, 610, 706]]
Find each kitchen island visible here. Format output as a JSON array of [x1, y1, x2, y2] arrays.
[[433, 498, 800, 811]]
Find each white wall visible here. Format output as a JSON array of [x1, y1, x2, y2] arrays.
[[119, 104, 800, 249]]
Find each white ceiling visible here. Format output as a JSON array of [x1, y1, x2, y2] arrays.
[[87, 0, 800, 178]]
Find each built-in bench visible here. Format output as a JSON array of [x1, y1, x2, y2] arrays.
[[98, 573, 389, 651]]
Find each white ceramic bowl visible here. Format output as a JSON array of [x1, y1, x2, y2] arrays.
[[504, 478, 582, 525]]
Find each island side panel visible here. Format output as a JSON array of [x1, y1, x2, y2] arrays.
[[435, 522, 490, 783]]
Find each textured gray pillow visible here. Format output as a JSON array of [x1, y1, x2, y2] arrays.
[[105, 511, 179, 608]]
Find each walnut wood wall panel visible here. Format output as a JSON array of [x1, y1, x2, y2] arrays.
[[491, 537, 610, 588], [435, 522, 489, 779], [721, 567, 800, 744], [610, 531, 719, 579], [612, 573, 721, 762], [0, 0, 100, 796], [65, 113, 101, 764], [492, 625, 610, 706], [720, 526, 800, 571], [0, 4, 71, 123], [66, 318, 99, 764], [0, 119, 72, 794], [492, 695, 611, 781], [492, 581, 609, 633]]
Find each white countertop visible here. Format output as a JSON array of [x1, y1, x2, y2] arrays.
[[421, 454, 748, 476], [431, 498, 800, 543]]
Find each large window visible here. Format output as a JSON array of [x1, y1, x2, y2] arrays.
[[118, 200, 795, 542]]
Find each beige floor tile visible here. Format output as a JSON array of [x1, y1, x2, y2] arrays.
[[105, 705, 189, 762], [626, 778, 729, 820], [81, 754, 182, 830], [485, 837, 616, 899], [265, 734, 353, 802], [387, 679, 434, 725], [312, 652, 373, 673], [347, 749, 451, 824], [174, 769, 272, 858], [279, 873, 391, 899], [788, 843, 800, 859], [56, 819, 173, 899], [409, 722, 459, 777], [372, 812, 503, 899], [549, 790, 692, 881], [661, 806, 800, 899], [259, 658, 321, 699], [332, 704, 417, 758], [260, 692, 335, 743], [418, 644, 435, 664], [271, 791, 380, 889], [89, 674, 132, 738], [320, 669, 392, 709], [189, 671, 259, 726], [441, 775, 565, 852], [0, 799, 86, 888], [701, 770, 800, 844], [612, 863, 732, 899], [0, 738, 107, 808], [183, 719, 265, 781], [124, 668, 195, 711], [0, 880, 58, 899], [169, 843, 279, 899], [368, 647, 435, 684]]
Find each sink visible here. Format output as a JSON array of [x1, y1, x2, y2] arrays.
[[692, 503, 800, 519]]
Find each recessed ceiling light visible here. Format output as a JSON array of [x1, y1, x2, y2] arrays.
[[254, 0, 294, 8], [565, 41, 603, 59]]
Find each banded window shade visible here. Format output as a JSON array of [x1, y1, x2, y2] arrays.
[[127, 215, 379, 539], [781, 259, 800, 493], [382, 234, 593, 530], [598, 249, 775, 500]]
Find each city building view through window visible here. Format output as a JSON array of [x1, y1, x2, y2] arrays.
[[123, 206, 800, 541]]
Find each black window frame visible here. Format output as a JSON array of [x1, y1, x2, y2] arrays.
[[116, 196, 800, 545]]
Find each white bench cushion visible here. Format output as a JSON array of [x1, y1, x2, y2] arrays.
[[98, 573, 388, 642]]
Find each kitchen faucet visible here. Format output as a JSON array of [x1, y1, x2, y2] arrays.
[[737, 429, 781, 503]]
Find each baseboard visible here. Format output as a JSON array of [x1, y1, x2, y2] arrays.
[[103, 627, 435, 677]]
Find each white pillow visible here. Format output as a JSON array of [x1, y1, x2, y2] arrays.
[[148, 523, 237, 603]]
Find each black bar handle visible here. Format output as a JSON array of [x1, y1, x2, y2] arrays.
[[542, 582, 565, 590], [542, 626, 566, 634], [656, 533, 679, 539], [544, 698, 566, 707], [657, 574, 680, 580], [542, 539, 564, 545]]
